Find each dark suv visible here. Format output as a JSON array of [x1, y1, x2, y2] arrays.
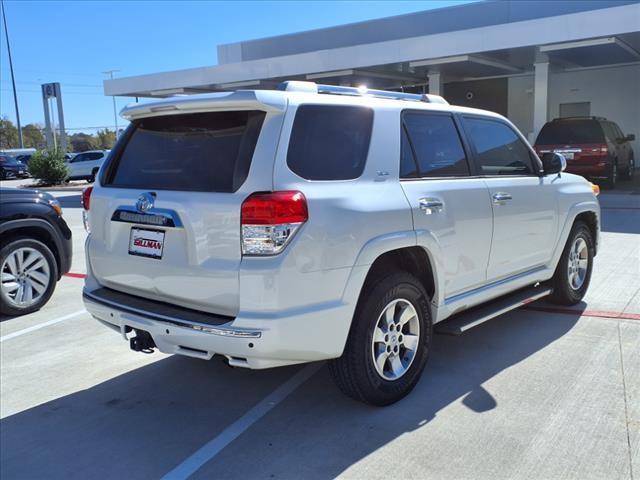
[[0, 188, 72, 315], [534, 117, 635, 188]]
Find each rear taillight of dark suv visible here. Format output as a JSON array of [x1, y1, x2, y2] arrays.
[[241, 191, 308, 255]]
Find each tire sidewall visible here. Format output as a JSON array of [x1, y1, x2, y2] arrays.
[[355, 274, 432, 404], [0, 237, 58, 316], [554, 224, 594, 304]]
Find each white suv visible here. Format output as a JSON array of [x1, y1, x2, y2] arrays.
[[82, 82, 600, 405], [68, 150, 110, 183]]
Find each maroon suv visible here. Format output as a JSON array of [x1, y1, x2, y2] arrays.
[[534, 117, 635, 188]]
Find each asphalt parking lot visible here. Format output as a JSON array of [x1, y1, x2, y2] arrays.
[[1, 178, 639, 480]]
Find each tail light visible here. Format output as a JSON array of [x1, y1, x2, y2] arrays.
[[82, 186, 93, 232], [241, 191, 307, 255], [82, 186, 93, 210]]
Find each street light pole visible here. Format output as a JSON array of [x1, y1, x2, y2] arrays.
[[1, 0, 23, 148], [103, 69, 121, 138]]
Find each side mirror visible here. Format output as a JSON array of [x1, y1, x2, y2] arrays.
[[625, 134, 636, 142], [542, 152, 566, 176]]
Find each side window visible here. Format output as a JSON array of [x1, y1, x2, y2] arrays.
[[400, 126, 418, 178], [602, 123, 616, 142], [287, 105, 373, 180], [611, 123, 624, 140], [464, 117, 535, 176], [401, 112, 469, 177], [87, 152, 103, 161]]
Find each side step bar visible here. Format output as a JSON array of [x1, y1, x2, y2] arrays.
[[435, 284, 553, 335]]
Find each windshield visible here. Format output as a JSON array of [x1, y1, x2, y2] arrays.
[[535, 120, 605, 145], [0, 156, 21, 165]]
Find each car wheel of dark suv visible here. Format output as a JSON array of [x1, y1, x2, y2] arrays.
[[623, 157, 635, 180], [605, 161, 618, 189]]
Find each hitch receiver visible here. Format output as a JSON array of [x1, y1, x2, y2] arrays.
[[130, 330, 156, 353]]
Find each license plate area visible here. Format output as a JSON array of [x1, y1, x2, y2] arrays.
[[128, 227, 165, 259]]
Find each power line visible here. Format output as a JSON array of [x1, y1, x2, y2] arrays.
[[1, 0, 23, 147]]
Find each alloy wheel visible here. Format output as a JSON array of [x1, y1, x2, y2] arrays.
[[1, 247, 51, 308], [371, 298, 420, 381], [567, 237, 588, 290]]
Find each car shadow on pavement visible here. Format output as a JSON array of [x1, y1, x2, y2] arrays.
[[0, 311, 579, 480]]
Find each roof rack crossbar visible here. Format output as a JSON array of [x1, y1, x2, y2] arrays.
[[277, 81, 448, 105]]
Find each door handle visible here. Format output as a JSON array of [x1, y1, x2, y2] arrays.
[[419, 197, 444, 214], [492, 192, 512, 204]]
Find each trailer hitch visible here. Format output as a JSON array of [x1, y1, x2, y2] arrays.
[[129, 330, 156, 354]]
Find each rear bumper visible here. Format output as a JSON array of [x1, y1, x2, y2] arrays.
[[566, 163, 609, 178], [83, 286, 352, 369]]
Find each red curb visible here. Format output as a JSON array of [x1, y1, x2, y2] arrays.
[[63, 272, 86, 279], [523, 305, 640, 321]]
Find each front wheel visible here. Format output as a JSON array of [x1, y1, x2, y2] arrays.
[[329, 272, 432, 406], [549, 221, 594, 306], [623, 157, 635, 180], [0, 237, 58, 316]]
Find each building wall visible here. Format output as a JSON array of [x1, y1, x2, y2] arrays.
[[445, 78, 508, 116], [507, 64, 640, 151], [548, 64, 640, 152]]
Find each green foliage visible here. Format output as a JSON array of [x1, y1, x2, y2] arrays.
[[96, 129, 116, 149], [21, 124, 46, 149], [27, 148, 70, 185], [69, 132, 98, 152], [0, 117, 19, 149]]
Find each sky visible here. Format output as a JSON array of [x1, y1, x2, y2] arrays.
[[1, 0, 476, 134]]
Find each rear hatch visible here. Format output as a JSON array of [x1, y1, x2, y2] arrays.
[[534, 119, 608, 166], [87, 92, 285, 316]]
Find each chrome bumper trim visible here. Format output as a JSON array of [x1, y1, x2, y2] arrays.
[[83, 290, 262, 339]]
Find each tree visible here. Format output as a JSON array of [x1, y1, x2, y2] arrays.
[[96, 129, 116, 149], [21, 124, 46, 149], [0, 117, 19, 149], [27, 147, 69, 185], [69, 132, 98, 152]]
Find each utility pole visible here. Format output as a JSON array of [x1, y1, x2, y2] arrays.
[[1, 0, 23, 148], [103, 70, 121, 138]]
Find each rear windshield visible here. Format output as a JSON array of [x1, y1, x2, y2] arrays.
[[105, 110, 266, 192], [287, 105, 373, 180], [535, 120, 604, 145]]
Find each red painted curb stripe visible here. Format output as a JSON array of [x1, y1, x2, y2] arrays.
[[523, 305, 640, 321], [63, 272, 86, 279]]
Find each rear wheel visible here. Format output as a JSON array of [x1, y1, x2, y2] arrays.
[[329, 272, 432, 406], [604, 161, 618, 189], [0, 237, 58, 316], [88, 168, 99, 183], [549, 221, 594, 306]]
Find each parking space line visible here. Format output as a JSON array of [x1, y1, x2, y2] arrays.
[[0, 310, 86, 342], [523, 305, 640, 321], [63, 272, 87, 279], [162, 362, 323, 480]]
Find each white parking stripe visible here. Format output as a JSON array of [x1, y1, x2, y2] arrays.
[[162, 362, 323, 480], [0, 310, 86, 342]]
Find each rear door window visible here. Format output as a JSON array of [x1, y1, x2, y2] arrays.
[[535, 120, 605, 145], [401, 112, 469, 178], [105, 110, 266, 192], [464, 117, 535, 176], [287, 105, 373, 180]]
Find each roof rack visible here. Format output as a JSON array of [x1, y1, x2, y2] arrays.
[[277, 81, 449, 105], [552, 116, 607, 121]]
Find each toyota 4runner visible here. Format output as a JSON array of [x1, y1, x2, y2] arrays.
[[82, 81, 600, 405]]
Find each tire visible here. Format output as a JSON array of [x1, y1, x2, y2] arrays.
[[329, 272, 433, 406], [0, 169, 6, 180], [623, 157, 635, 180], [549, 221, 594, 306], [0, 237, 58, 316], [604, 161, 618, 189]]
